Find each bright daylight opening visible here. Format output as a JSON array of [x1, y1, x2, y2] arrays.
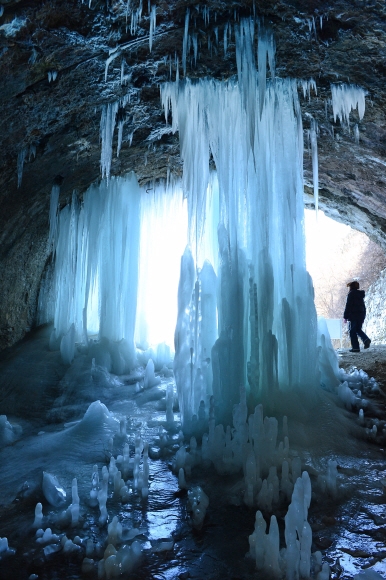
[[305, 209, 386, 339]]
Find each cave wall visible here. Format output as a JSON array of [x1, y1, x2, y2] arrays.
[[364, 268, 386, 344], [1, 0, 386, 349]]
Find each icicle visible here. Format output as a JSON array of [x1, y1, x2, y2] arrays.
[[310, 117, 319, 217], [354, 123, 360, 144], [125, 0, 131, 26], [29, 144, 36, 160], [120, 60, 124, 85], [17, 147, 27, 188], [149, 5, 156, 52], [182, 9, 190, 77], [105, 49, 121, 83], [224, 22, 229, 55], [48, 184, 60, 253], [257, 28, 275, 118], [117, 120, 124, 157], [100, 102, 119, 180], [331, 83, 367, 125], [308, 78, 317, 98], [192, 33, 198, 66]]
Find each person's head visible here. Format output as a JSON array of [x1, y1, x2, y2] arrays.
[[347, 280, 360, 290]]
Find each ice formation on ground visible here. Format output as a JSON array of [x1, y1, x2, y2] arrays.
[[42, 472, 66, 507], [0, 414, 22, 448]]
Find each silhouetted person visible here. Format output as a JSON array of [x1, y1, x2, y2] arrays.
[[343, 281, 371, 352]]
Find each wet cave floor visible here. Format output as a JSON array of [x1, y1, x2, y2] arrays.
[[0, 327, 385, 580]]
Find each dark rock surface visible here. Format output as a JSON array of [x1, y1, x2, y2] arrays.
[[1, 0, 386, 348]]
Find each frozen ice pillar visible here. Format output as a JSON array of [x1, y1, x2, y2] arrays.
[[163, 20, 322, 425], [174, 248, 217, 431]]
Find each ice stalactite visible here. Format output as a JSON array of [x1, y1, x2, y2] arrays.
[[149, 5, 156, 52], [309, 117, 319, 217], [46, 176, 141, 369], [331, 83, 367, 125], [104, 48, 121, 83], [17, 147, 27, 188], [42, 175, 192, 369], [299, 78, 317, 101], [48, 184, 60, 254], [182, 9, 190, 77], [162, 19, 325, 427], [257, 27, 275, 119], [100, 102, 119, 180]]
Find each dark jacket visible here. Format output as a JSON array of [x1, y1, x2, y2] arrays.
[[344, 289, 366, 321]]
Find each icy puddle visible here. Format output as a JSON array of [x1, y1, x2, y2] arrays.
[[0, 328, 385, 579]]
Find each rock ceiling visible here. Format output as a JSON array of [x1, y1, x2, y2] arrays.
[[1, 0, 386, 348]]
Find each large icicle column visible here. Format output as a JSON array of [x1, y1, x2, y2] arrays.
[[162, 20, 322, 427], [44, 174, 141, 371]]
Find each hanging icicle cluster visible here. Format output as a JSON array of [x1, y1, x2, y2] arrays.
[[162, 19, 326, 427]]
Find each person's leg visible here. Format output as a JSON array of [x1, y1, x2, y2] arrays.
[[356, 320, 370, 345], [349, 320, 360, 350]]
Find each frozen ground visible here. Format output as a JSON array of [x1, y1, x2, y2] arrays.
[[0, 326, 385, 579]]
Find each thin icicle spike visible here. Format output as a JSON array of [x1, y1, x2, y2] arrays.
[[117, 120, 124, 158], [100, 102, 119, 180], [48, 184, 60, 253], [17, 147, 27, 188], [149, 5, 156, 52], [120, 60, 124, 85], [192, 33, 198, 66], [105, 49, 121, 83], [331, 83, 367, 125], [257, 27, 275, 118], [125, 0, 131, 25], [182, 9, 190, 77], [310, 117, 319, 217]]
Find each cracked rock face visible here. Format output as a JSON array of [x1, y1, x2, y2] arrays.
[[1, 0, 386, 349]]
